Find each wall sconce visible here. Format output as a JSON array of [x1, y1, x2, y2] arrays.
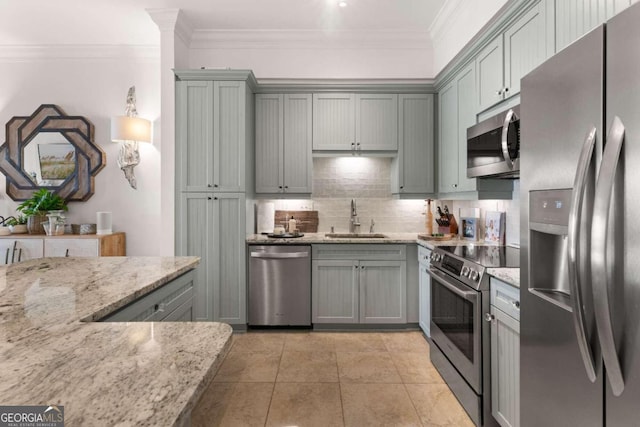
[[110, 86, 151, 189]]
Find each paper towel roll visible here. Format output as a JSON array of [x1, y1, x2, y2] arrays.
[[257, 203, 275, 234]]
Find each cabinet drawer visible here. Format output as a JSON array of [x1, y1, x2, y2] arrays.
[[417, 245, 431, 266], [490, 277, 520, 321], [44, 239, 99, 257], [313, 244, 405, 261], [102, 271, 195, 322], [0, 239, 43, 264]]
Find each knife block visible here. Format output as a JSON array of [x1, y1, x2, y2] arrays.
[[438, 214, 458, 235]]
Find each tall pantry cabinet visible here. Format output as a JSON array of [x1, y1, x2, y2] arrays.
[[175, 70, 255, 325]]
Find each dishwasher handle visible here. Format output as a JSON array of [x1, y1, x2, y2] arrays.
[[250, 251, 309, 259]]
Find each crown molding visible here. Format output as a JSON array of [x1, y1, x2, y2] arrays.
[[255, 78, 435, 93], [429, 0, 465, 42], [0, 45, 160, 61], [189, 29, 431, 50], [146, 8, 193, 46]]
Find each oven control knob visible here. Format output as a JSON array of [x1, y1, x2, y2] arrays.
[[461, 266, 470, 277], [469, 270, 479, 281]]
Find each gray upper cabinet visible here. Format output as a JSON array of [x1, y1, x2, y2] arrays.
[[176, 80, 247, 192], [552, 0, 638, 52], [438, 80, 459, 193], [312, 93, 355, 150], [255, 93, 312, 194], [392, 94, 435, 195], [476, 36, 505, 112], [456, 63, 479, 193], [476, 1, 547, 112], [312, 93, 397, 151], [355, 94, 398, 150]]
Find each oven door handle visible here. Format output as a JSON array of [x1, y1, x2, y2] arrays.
[[428, 268, 478, 302]]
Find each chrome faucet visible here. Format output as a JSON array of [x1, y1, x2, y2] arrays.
[[349, 199, 361, 233]]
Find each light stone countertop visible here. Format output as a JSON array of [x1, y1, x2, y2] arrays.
[[0, 256, 233, 427], [487, 267, 520, 288]]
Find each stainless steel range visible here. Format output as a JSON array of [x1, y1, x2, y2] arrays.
[[428, 245, 519, 427]]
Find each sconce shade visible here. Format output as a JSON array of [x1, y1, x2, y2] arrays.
[[110, 116, 151, 143]]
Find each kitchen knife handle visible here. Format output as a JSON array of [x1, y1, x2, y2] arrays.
[[567, 126, 598, 383], [501, 108, 518, 169], [592, 116, 625, 396]]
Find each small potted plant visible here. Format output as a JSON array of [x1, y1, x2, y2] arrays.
[[17, 189, 68, 235], [6, 215, 28, 234]]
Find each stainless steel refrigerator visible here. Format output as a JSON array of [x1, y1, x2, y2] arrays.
[[520, 3, 640, 426]]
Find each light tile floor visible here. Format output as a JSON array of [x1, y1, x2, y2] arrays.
[[192, 331, 474, 427]]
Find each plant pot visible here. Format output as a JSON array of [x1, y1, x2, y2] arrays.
[[9, 224, 27, 234], [27, 214, 47, 235]]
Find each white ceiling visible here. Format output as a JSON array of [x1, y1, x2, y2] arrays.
[[0, 0, 447, 46]]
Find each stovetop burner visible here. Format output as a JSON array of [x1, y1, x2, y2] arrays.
[[437, 245, 520, 269]]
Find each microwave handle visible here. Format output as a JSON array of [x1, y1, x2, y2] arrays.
[[500, 108, 518, 169]]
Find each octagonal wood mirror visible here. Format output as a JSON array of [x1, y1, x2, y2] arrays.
[[0, 105, 106, 201]]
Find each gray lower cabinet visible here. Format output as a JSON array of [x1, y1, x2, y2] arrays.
[[255, 93, 312, 194], [490, 277, 520, 427], [102, 270, 195, 322], [417, 245, 431, 337], [311, 244, 406, 324], [392, 94, 435, 196], [177, 192, 246, 324]]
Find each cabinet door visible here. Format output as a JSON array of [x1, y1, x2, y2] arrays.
[[359, 260, 406, 323], [213, 193, 246, 324], [214, 81, 246, 192], [356, 94, 398, 150], [177, 193, 215, 321], [491, 306, 520, 427], [255, 94, 284, 193], [283, 94, 313, 193], [456, 63, 478, 192], [396, 94, 434, 194], [312, 93, 355, 150], [176, 81, 214, 192], [0, 239, 43, 264], [476, 36, 505, 112], [504, 3, 547, 96], [438, 81, 459, 193], [554, 0, 606, 52], [44, 239, 99, 257], [418, 262, 431, 336], [312, 260, 359, 323]]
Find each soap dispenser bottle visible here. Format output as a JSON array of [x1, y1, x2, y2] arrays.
[[288, 216, 297, 234]]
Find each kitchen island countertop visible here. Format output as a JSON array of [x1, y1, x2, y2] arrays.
[[0, 256, 232, 427]]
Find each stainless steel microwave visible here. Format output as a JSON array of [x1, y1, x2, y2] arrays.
[[467, 105, 520, 179]]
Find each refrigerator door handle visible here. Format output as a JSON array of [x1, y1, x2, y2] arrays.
[[500, 108, 518, 169], [567, 126, 598, 382], [592, 116, 625, 396]]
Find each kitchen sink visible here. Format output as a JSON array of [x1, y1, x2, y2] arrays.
[[325, 233, 388, 239]]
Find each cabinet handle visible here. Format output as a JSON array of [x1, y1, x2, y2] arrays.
[[356, 142, 361, 151], [452, 184, 458, 188], [10, 241, 17, 264], [278, 186, 283, 189], [207, 184, 212, 188], [512, 300, 520, 309], [351, 142, 355, 148], [214, 197, 218, 200], [484, 313, 495, 322], [4, 248, 9, 265], [284, 185, 289, 189], [207, 196, 212, 200], [504, 87, 509, 93], [400, 186, 404, 190], [65, 249, 69, 257], [214, 184, 219, 188], [496, 89, 503, 96], [17, 248, 22, 262]]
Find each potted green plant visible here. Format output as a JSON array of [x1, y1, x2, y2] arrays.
[[6, 215, 28, 234], [16, 189, 68, 235]]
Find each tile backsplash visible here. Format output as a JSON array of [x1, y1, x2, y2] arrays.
[[257, 157, 521, 243]]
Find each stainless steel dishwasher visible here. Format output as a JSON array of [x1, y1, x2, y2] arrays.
[[248, 245, 311, 326]]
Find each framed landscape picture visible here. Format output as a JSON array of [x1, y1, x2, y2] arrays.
[[38, 143, 76, 184]]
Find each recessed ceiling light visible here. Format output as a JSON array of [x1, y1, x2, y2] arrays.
[[338, 1, 348, 7]]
